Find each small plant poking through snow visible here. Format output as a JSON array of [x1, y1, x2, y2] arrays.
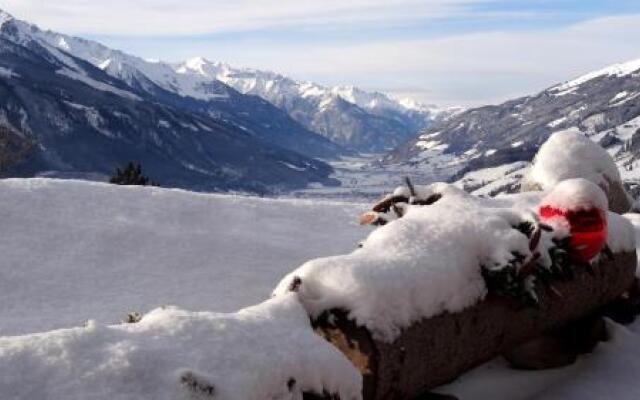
[[180, 370, 215, 398], [123, 311, 142, 324]]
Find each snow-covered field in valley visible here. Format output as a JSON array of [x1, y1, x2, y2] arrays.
[[292, 154, 455, 202]]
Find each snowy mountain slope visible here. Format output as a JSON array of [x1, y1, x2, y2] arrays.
[[384, 57, 640, 195], [0, 178, 367, 336], [0, 9, 441, 154], [0, 13, 341, 192], [176, 57, 444, 151], [0, 9, 346, 161]]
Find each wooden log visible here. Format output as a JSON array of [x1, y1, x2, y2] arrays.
[[312, 251, 637, 400]]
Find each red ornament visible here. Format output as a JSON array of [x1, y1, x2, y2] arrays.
[[539, 205, 607, 262]]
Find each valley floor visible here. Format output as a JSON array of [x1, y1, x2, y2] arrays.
[[2, 178, 640, 399], [292, 154, 451, 202]]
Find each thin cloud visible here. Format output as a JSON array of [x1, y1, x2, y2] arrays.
[[2, 0, 490, 36], [2, 2, 639, 105], [104, 13, 637, 106], [204, 14, 640, 106]]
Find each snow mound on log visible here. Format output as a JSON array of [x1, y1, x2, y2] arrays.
[[274, 192, 542, 341], [527, 128, 621, 190], [540, 178, 609, 212], [0, 294, 362, 400]]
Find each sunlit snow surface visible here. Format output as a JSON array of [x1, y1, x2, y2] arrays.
[[0, 178, 368, 335], [3, 178, 640, 400], [0, 294, 362, 400]]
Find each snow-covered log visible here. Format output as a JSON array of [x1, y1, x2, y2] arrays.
[[312, 251, 636, 400]]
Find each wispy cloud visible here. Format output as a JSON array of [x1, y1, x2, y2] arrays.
[[98, 13, 640, 106], [2, 0, 490, 36], [298, 14, 640, 104], [2, 1, 640, 105]]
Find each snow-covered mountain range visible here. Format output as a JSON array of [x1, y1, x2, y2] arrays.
[[176, 58, 444, 151], [0, 8, 446, 192], [0, 10, 351, 192], [1, 9, 439, 153], [383, 57, 640, 197]]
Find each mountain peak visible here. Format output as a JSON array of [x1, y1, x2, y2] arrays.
[[186, 56, 209, 66], [180, 56, 210, 74], [0, 9, 15, 27], [177, 57, 231, 77]]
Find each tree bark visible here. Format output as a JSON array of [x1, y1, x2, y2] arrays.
[[312, 251, 637, 400]]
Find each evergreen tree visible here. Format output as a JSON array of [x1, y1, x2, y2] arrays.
[[109, 162, 158, 186], [0, 125, 34, 176]]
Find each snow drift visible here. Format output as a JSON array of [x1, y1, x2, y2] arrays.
[[0, 294, 362, 400]]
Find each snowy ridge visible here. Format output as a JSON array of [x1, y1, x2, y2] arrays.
[[386, 55, 640, 198], [176, 56, 437, 116], [174, 57, 446, 151], [3, 20, 233, 101], [0, 9, 442, 152], [552, 58, 640, 93], [0, 13, 141, 100], [0, 9, 347, 188], [56, 67, 141, 100], [0, 9, 12, 28]]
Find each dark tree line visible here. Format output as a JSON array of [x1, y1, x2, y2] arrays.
[[0, 125, 34, 176], [110, 162, 158, 186]]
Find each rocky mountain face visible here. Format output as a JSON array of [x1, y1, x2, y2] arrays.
[[0, 12, 346, 161], [0, 11, 338, 193], [6, 10, 443, 154], [383, 58, 640, 196], [175, 58, 444, 152]]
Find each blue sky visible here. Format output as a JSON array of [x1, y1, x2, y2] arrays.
[[4, 0, 640, 105]]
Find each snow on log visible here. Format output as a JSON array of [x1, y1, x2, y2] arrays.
[[0, 294, 362, 400], [275, 179, 637, 399], [311, 251, 636, 400], [524, 128, 632, 213], [275, 180, 634, 340]]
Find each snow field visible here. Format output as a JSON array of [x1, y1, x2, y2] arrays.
[[0, 177, 638, 400], [0, 178, 367, 335]]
